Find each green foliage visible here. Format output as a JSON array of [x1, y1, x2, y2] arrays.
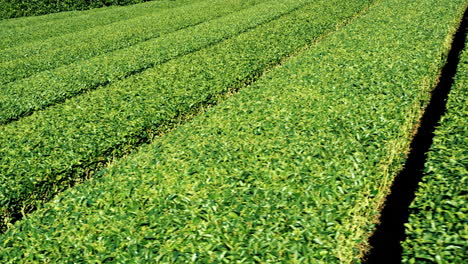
[[401, 40, 468, 264], [0, 0, 204, 50], [0, 0, 304, 124], [0, 0, 373, 232], [0, 0, 153, 19], [0, 0, 465, 262], [0, 0, 270, 84]]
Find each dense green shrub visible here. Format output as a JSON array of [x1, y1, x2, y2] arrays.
[[0, 0, 465, 262], [0, 0, 152, 19], [0, 0, 372, 232], [0, 0, 303, 124], [0, 0, 204, 49], [402, 39, 467, 264], [0, 0, 269, 83]]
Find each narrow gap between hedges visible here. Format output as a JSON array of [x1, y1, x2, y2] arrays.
[[2, 2, 376, 233], [364, 8, 467, 264]]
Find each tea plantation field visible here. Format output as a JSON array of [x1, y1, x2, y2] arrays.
[[0, 0, 466, 262]]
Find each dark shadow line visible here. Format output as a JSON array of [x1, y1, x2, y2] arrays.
[[364, 7, 467, 264]]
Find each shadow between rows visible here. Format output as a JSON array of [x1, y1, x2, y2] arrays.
[[364, 7, 467, 264]]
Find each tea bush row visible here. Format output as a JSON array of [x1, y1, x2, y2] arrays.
[[0, 0, 269, 82], [0, 0, 465, 262], [0, 0, 372, 231], [0, 0, 157, 19], [0, 0, 204, 50], [0, 0, 307, 124]]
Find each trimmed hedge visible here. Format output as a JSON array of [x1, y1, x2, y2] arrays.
[[0, 0, 154, 19], [0, 0, 373, 231], [401, 39, 468, 263], [0, 0, 270, 84], [0, 0, 198, 28], [0, 0, 305, 124], [0, 0, 204, 50], [0, 0, 465, 262]]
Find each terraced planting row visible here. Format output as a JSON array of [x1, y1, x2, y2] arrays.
[[0, 0, 309, 124], [402, 41, 467, 264], [0, 0, 199, 29], [0, 0, 374, 231], [0, 0, 465, 262], [0, 0, 170, 19], [0, 0, 273, 84], [0, 0, 205, 50]]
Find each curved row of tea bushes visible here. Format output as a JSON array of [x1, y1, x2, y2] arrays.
[[0, 0, 262, 62], [0, 0, 197, 29], [0, 0, 307, 125], [0, 0, 269, 82], [0, 0, 204, 50], [402, 40, 467, 264], [0, 0, 465, 262], [0, 0, 373, 232], [0, 0, 160, 19]]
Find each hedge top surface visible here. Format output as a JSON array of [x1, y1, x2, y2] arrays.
[[0, 0, 370, 231], [0, 0, 189, 20], [0, 0, 269, 64], [0, 0, 465, 263], [0, 0, 207, 49], [0, 0, 200, 28], [0, 0, 300, 124]]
